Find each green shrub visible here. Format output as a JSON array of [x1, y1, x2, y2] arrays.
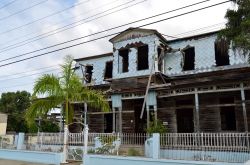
[[127, 148, 141, 156], [146, 118, 167, 134]]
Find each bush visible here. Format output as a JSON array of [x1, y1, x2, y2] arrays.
[[146, 118, 167, 134], [127, 148, 141, 156]]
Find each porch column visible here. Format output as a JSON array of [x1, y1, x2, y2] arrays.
[[154, 105, 157, 125], [240, 83, 248, 132], [111, 94, 122, 133], [147, 106, 150, 129], [112, 107, 116, 132], [118, 107, 122, 133], [194, 88, 200, 132]]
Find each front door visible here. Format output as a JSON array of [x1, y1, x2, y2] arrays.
[[176, 108, 194, 133]]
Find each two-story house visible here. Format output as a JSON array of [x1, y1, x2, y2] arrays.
[[74, 27, 250, 133]]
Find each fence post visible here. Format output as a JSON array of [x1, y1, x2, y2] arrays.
[[152, 133, 160, 159], [83, 125, 89, 157], [16, 132, 25, 150]]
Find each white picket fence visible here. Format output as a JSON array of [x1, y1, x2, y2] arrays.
[[2, 132, 250, 162], [160, 133, 250, 162], [160, 133, 250, 151]]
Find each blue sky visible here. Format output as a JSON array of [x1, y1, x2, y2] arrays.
[[0, 0, 232, 95]]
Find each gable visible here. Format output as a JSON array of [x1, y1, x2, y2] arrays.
[[110, 30, 155, 43]]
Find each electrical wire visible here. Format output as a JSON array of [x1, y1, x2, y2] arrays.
[[0, 0, 217, 63], [0, 0, 142, 53], [0, 0, 90, 36], [0, 0, 18, 10], [0, 1, 230, 68], [0, 0, 121, 48], [0, 0, 48, 22]]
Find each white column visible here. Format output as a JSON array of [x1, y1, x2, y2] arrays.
[[62, 125, 68, 163], [119, 107, 122, 133], [240, 83, 248, 132], [195, 88, 200, 132], [112, 108, 116, 132], [147, 106, 150, 129]]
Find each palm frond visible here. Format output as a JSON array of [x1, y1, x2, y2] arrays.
[[80, 88, 110, 112], [33, 74, 63, 97], [25, 96, 63, 125]]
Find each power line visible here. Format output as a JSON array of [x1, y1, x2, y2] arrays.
[[0, 0, 18, 10], [0, 0, 90, 36], [0, 22, 226, 80], [174, 22, 226, 37], [0, 0, 141, 53], [162, 22, 225, 39], [0, 23, 225, 80], [0, 0, 121, 49], [0, 0, 215, 63], [0, 68, 59, 82], [0, 0, 230, 68], [0, 64, 59, 79], [0, 0, 48, 22]]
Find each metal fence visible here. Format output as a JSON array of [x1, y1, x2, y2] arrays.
[[160, 132, 250, 163]]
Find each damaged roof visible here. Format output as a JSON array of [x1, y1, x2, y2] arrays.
[[167, 30, 220, 43], [74, 52, 113, 61], [109, 27, 168, 44]]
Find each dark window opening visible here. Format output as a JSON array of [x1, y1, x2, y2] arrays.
[[176, 108, 194, 133], [183, 47, 195, 71], [215, 39, 229, 66], [157, 48, 163, 72], [137, 45, 149, 70], [219, 97, 236, 131], [104, 61, 113, 79], [119, 49, 129, 73], [85, 65, 93, 83], [220, 107, 236, 131], [104, 113, 113, 133]]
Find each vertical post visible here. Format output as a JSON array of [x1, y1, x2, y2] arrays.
[[147, 106, 150, 129], [119, 107, 122, 133], [62, 125, 68, 163], [194, 88, 200, 132], [60, 107, 63, 133], [240, 83, 248, 132], [83, 125, 89, 156], [152, 133, 160, 159], [112, 108, 116, 132], [84, 102, 87, 126], [154, 105, 157, 125], [16, 133, 24, 150]]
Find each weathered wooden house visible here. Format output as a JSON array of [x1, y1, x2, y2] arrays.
[[74, 28, 250, 134]]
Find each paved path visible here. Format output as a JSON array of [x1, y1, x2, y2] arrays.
[[0, 159, 82, 165]]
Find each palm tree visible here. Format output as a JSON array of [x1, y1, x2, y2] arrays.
[[25, 55, 109, 162]]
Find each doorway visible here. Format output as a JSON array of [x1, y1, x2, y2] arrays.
[[134, 99, 147, 133], [104, 113, 113, 133], [176, 108, 194, 133]]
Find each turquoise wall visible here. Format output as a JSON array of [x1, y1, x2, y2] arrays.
[[0, 149, 63, 165], [84, 155, 243, 165]]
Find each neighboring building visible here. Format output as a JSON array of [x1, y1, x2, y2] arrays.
[[0, 113, 7, 135], [74, 28, 250, 133]]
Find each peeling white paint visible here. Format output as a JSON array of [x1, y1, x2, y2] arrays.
[[164, 34, 249, 76], [75, 32, 249, 86], [75, 55, 113, 85], [113, 34, 160, 79]]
